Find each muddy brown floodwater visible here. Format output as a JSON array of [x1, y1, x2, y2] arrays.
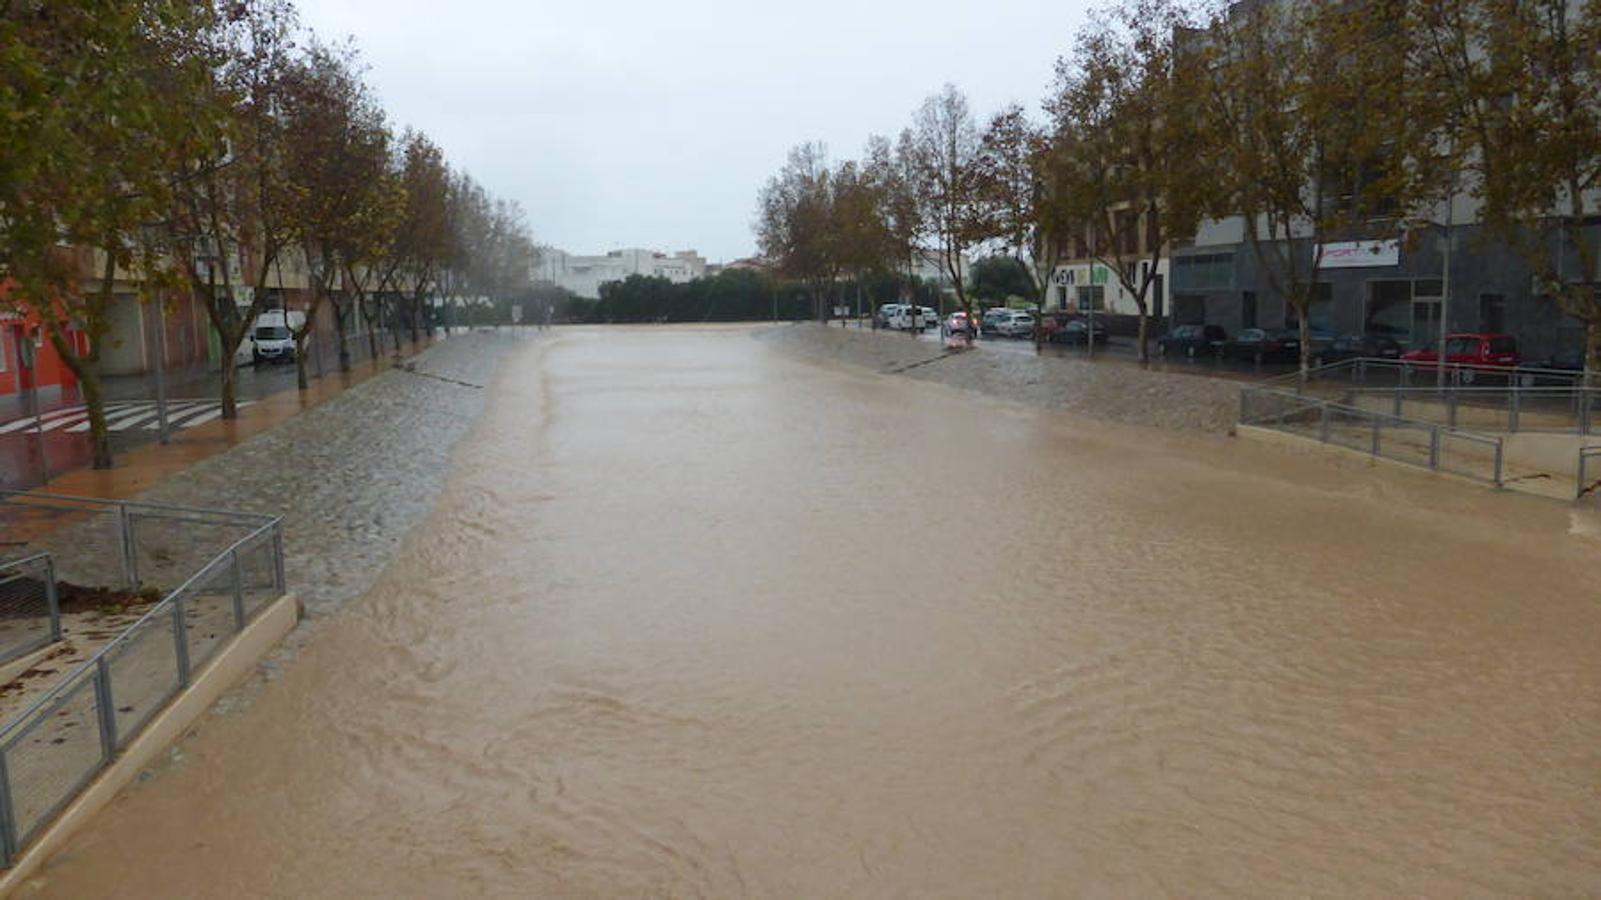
[[22, 326, 1601, 897]]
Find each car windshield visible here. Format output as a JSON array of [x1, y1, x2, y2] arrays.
[[1445, 337, 1477, 354], [256, 326, 291, 340]]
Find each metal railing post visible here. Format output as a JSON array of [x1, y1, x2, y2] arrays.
[[1493, 440, 1504, 488], [1579, 450, 1589, 501], [43, 556, 60, 642], [93, 658, 117, 760], [1509, 380, 1521, 432], [1448, 390, 1459, 428], [1429, 426, 1440, 470], [116, 504, 139, 590], [1582, 390, 1593, 436], [271, 523, 286, 594], [0, 751, 18, 867], [1392, 385, 1403, 417], [230, 550, 246, 630], [171, 596, 192, 687]]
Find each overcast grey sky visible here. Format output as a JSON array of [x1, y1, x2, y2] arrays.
[[296, 0, 1094, 262]]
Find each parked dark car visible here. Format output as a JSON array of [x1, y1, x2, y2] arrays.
[[1049, 318, 1109, 346], [1517, 348, 1587, 385], [1221, 328, 1302, 363], [1531, 348, 1586, 371], [1316, 333, 1403, 365], [1155, 324, 1226, 358]]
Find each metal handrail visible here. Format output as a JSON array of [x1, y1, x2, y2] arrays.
[[0, 518, 281, 745], [1240, 385, 1504, 485], [1338, 384, 1600, 397], [1266, 356, 1589, 386], [0, 491, 276, 526]]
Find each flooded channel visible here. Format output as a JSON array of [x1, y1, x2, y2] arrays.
[[25, 326, 1601, 896]]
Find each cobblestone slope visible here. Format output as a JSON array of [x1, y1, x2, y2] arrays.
[[757, 323, 1240, 432], [133, 332, 522, 619]]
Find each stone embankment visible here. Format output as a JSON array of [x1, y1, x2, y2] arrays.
[[757, 323, 1240, 432]]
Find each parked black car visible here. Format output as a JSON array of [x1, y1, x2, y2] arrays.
[[1050, 318, 1110, 346], [1517, 348, 1587, 385], [1316, 333, 1403, 365], [1155, 324, 1227, 358], [1221, 328, 1301, 363]]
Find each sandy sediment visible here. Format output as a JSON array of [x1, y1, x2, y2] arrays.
[[756, 323, 1241, 432]]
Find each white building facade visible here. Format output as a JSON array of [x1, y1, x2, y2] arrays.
[[536, 248, 708, 299]]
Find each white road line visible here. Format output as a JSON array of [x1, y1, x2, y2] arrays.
[[72, 401, 208, 433], [0, 403, 131, 434], [2, 398, 254, 434], [138, 401, 210, 429]]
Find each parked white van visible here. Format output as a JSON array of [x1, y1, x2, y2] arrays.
[[250, 310, 305, 365]]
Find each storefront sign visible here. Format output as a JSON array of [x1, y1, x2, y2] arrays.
[[1319, 239, 1400, 269]]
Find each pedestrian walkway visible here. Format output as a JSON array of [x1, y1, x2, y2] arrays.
[[2, 335, 450, 498]]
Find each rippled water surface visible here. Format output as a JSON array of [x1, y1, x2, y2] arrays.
[[26, 326, 1601, 896]]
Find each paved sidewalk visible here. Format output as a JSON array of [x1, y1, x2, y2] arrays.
[[1, 334, 449, 497]]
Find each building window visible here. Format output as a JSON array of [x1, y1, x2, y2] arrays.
[[1076, 286, 1106, 311], [1309, 282, 1334, 332], [1172, 253, 1233, 292], [1479, 293, 1506, 333]]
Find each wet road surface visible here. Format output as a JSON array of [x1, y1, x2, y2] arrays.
[[24, 325, 1601, 896]]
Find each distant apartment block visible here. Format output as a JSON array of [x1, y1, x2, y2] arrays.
[[535, 248, 708, 299]]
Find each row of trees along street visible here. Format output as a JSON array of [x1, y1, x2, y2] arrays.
[[0, 0, 536, 469], [755, 0, 1601, 375]]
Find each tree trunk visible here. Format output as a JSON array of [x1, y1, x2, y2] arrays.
[[79, 366, 113, 470], [334, 302, 352, 372], [363, 301, 379, 361], [295, 332, 311, 390], [1586, 319, 1600, 385], [1137, 311, 1150, 365], [1298, 311, 1313, 378], [219, 351, 238, 419]]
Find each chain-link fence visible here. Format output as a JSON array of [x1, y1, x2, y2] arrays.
[[0, 556, 60, 667], [0, 491, 283, 864], [1240, 385, 1504, 486]]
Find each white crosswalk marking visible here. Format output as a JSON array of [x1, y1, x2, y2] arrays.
[[0, 403, 132, 434], [1, 399, 254, 434]]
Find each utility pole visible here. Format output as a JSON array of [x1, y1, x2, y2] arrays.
[[1438, 128, 1458, 391]]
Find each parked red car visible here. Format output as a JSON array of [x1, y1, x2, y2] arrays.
[[1400, 332, 1521, 371]]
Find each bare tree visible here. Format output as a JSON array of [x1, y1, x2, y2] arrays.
[[756, 142, 838, 321], [906, 84, 984, 320]]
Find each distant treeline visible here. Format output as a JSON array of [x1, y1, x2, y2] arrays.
[[495, 270, 947, 325]]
